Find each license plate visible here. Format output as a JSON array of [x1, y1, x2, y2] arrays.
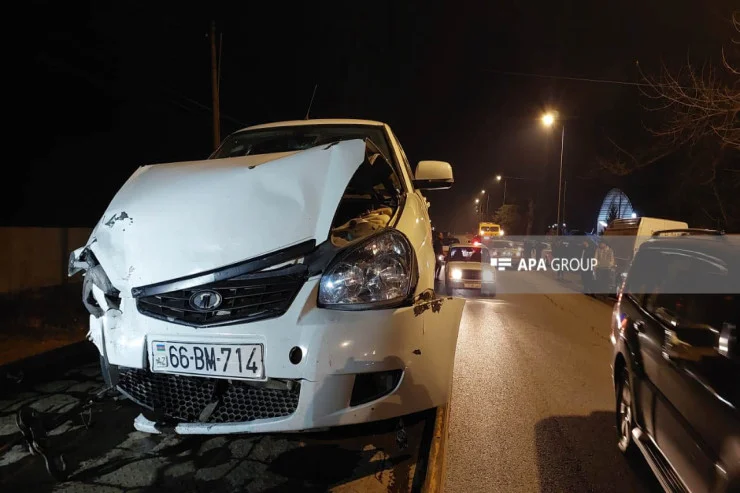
[[464, 282, 482, 289], [150, 341, 264, 380]]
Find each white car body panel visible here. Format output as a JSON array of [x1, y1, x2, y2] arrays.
[[76, 119, 464, 434], [87, 140, 365, 289]]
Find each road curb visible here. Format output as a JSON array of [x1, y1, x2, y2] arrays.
[[421, 402, 450, 493]]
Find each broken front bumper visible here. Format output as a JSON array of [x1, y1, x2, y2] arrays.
[[89, 277, 453, 434]]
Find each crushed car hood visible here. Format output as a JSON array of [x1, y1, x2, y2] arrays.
[[86, 139, 367, 290]]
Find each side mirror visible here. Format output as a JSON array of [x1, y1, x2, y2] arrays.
[[414, 161, 453, 190], [663, 327, 718, 362]]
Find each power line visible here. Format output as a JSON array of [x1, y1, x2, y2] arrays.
[[173, 93, 246, 127], [482, 69, 647, 87]]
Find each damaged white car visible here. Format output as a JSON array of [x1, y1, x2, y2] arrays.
[[68, 119, 465, 434]]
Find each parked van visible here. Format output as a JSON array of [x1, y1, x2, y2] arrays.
[[603, 216, 689, 280]]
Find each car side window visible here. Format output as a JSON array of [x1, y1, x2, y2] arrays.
[[450, 248, 462, 261], [644, 252, 727, 326], [625, 249, 660, 305], [640, 251, 694, 323]]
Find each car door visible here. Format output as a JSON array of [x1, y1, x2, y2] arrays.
[[620, 248, 667, 436], [651, 252, 740, 492]]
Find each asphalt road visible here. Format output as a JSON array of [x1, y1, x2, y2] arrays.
[[444, 274, 662, 493]]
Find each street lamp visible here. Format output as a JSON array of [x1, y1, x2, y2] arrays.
[[479, 190, 490, 216], [542, 111, 565, 235], [495, 175, 507, 206]]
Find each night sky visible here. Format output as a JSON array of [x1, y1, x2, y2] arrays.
[[13, 0, 737, 232]]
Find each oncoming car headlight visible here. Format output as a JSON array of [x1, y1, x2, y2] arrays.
[[319, 230, 417, 309], [451, 268, 462, 280]]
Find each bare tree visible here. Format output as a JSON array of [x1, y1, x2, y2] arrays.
[[599, 11, 740, 230], [639, 11, 740, 150]]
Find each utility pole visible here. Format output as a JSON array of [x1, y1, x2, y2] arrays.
[[210, 21, 221, 150], [562, 179, 567, 233], [556, 124, 565, 235]]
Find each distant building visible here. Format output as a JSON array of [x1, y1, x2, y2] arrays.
[[596, 188, 635, 234]]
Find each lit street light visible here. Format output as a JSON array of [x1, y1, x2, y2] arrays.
[[479, 190, 490, 217], [475, 198, 480, 204], [542, 111, 565, 235], [494, 175, 507, 206]]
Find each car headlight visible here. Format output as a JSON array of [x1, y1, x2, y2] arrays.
[[319, 229, 417, 309], [437, 254, 445, 262], [451, 268, 462, 280]]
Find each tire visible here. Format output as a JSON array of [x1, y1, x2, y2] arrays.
[[616, 366, 637, 456]]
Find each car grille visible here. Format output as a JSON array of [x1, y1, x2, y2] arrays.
[[136, 269, 306, 327], [462, 270, 482, 280], [117, 369, 300, 423]]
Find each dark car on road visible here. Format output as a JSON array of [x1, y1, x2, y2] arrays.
[[610, 229, 739, 493]]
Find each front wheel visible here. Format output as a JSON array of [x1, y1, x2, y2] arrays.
[[616, 366, 636, 455]]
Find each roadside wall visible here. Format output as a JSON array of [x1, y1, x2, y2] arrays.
[[0, 228, 92, 293]]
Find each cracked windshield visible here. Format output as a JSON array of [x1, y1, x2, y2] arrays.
[[2, 1, 739, 492]]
